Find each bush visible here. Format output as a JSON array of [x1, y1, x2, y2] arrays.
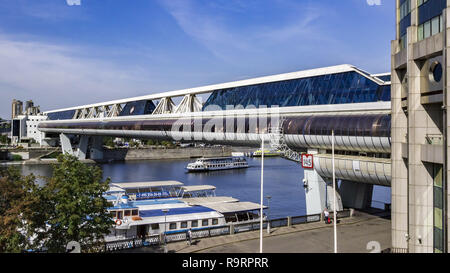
[[11, 154, 22, 161]]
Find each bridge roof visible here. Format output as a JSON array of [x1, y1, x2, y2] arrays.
[[44, 64, 386, 114]]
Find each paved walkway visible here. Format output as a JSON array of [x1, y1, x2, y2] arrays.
[[124, 210, 391, 253]]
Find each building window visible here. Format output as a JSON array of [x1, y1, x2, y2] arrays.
[[418, 24, 424, 41], [417, 0, 428, 7], [433, 164, 444, 253], [400, 0, 411, 20], [431, 16, 439, 36], [418, 15, 443, 41]]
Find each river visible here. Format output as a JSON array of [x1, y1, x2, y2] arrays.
[[6, 157, 391, 219]]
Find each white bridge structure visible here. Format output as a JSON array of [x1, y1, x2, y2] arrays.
[[35, 64, 392, 216]]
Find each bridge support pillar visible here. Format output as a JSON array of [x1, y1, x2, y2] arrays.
[[90, 136, 104, 160], [304, 168, 328, 215], [304, 149, 343, 215], [76, 135, 89, 160], [60, 134, 74, 156], [325, 180, 344, 212], [339, 180, 373, 210]]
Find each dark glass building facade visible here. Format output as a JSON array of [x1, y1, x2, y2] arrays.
[[47, 110, 76, 120], [202, 71, 390, 110]]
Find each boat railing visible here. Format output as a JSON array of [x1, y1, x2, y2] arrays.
[[104, 234, 160, 252]]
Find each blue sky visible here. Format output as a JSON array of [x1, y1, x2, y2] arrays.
[[0, 0, 394, 119]]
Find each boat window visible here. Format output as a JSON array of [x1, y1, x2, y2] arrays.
[[212, 219, 219, 225], [132, 209, 139, 216], [191, 220, 198, 227], [110, 211, 116, 218], [202, 219, 209, 226], [151, 224, 159, 230], [117, 211, 123, 219], [181, 222, 188, 228], [169, 223, 177, 230], [124, 210, 131, 217]]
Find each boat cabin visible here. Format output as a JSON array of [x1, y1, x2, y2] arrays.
[[110, 181, 184, 200], [201, 202, 267, 224], [180, 185, 216, 198]]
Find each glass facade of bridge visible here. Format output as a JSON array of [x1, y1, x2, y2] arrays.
[[202, 71, 390, 110], [47, 110, 76, 120], [119, 100, 156, 117]]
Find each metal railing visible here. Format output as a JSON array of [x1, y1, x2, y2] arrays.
[[102, 211, 351, 252]]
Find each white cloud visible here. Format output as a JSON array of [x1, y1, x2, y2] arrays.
[[0, 33, 154, 118], [158, 0, 326, 62]]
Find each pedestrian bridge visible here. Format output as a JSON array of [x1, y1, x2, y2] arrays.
[[36, 64, 392, 215]]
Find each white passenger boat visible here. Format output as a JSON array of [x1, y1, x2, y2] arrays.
[[186, 157, 248, 172], [104, 181, 266, 242]]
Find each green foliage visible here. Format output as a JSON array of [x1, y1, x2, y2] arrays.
[[0, 167, 42, 253], [0, 154, 114, 253], [0, 135, 8, 144], [11, 154, 22, 161], [161, 141, 174, 148], [103, 137, 114, 148], [39, 154, 114, 252], [146, 139, 155, 146]]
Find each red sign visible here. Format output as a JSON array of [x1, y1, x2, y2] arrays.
[[301, 154, 314, 169]]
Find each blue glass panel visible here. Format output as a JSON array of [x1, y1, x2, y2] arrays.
[[400, 13, 411, 37], [418, 0, 446, 25], [202, 71, 389, 111], [119, 100, 156, 116], [376, 75, 391, 82], [47, 110, 76, 120]]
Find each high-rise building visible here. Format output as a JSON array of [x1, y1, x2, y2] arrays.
[[11, 99, 23, 119], [25, 100, 34, 114], [392, 0, 448, 253]]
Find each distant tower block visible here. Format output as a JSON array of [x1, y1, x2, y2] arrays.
[[12, 99, 23, 119]]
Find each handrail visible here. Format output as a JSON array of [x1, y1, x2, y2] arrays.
[[102, 211, 345, 252]]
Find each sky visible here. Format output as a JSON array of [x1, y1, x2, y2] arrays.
[[0, 0, 395, 119]]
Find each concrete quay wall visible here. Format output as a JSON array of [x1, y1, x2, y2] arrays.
[[103, 146, 233, 161]]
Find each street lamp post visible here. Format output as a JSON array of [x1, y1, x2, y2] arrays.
[[266, 195, 271, 234], [259, 134, 265, 253], [162, 208, 169, 253]]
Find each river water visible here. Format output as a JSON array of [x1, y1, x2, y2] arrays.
[[6, 157, 391, 219]]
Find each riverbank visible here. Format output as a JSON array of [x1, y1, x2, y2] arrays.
[[102, 146, 232, 162], [0, 146, 233, 166]]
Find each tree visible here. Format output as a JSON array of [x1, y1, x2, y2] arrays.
[[39, 154, 114, 252], [0, 168, 42, 253], [103, 137, 114, 148], [0, 135, 8, 144]]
